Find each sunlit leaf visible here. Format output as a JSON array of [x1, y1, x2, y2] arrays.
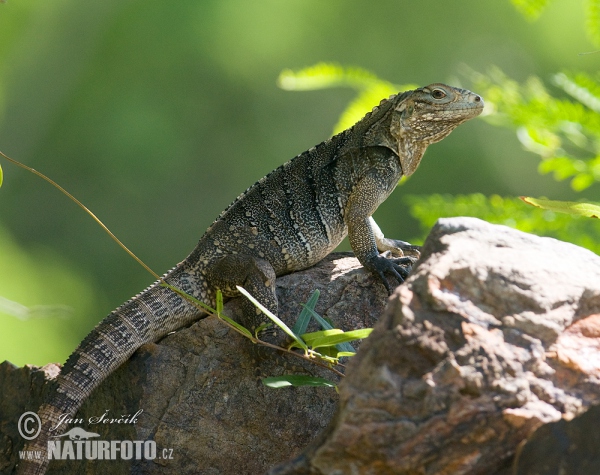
[[333, 83, 399, 133], [278, 62, 416, 134], [472, 68, 600, 192], [0, 164, 3, 188], [304, 328, 373, 349], [571, 173, 595, 191], [216, 289, 224, 314], [510, 0, 550, 20], [301, 329, 344, 346], [554, 72, 600, 113], [406, 194, 600, 255], [299, 304, 355, 353], [520, 196, 600, 218], [278, 62, 388, 91], [237, 285, 307, 350], [586, 0, 600, 47], [262, 375, 336, 388]]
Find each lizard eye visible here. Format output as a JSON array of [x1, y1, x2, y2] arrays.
[[431, 88, 446, 99]]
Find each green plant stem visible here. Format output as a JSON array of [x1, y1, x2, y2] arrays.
[[210, 313, 346, 378], [1, 149, 346, 379]]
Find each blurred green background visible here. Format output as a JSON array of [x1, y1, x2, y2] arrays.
[[0, 0, 596, 366]]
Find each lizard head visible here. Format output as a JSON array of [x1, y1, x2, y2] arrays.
[[379, 83, 483, 176], [391, 83, 484, 144]]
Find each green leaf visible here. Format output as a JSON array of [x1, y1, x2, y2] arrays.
[[218, 312, 254, 339], [333, 83, 399, 133], [300, 303, 333, 330], [553, 71, 600, 113], [216, 289, 224, 314], [299, 304, 356, 353], [262, 375, 336, 388], [586, 0, 600, 48], [510, 0, 550, 20], [291, 289, 320, 336], [278, 62, 387, 91], [161, 283, 217, 313], [161, 284, 253, 338], [520, 196, 600, 218], [278, 62, 416, 134], [0, 163, 3, 188], [303, 328, 373, 350], [406, 193, 600, 255], [236, 285, 307, 350], [336, 351, 357, 358], [301, 329, 344, 346]]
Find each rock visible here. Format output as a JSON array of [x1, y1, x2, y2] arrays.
[[0, 252, 389, 475], [5, 217, 600, 475], [514, 404, 600, 474], [272, 217, 600, 475]]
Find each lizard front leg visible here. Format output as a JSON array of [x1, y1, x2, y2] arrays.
[[345, 173, 416, 294], [369, 217, 421, 258]]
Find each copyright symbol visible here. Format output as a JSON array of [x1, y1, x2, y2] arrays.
[[18, 412, 41, 440]]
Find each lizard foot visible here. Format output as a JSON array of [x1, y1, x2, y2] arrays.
[[366, 253, 417, 295]]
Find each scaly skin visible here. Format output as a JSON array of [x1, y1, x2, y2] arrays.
[[17, 83, 483, 474]]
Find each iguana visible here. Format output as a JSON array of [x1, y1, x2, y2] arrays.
[[17, 83, 483, 474]]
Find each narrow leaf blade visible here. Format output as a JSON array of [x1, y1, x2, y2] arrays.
[[236, 286, 307, 350], [218, 313, 254, 339], [300, 304, 356, 353], [262, 375, 336, 388], [216, 289, 224, 314], [309, 328, 373, 349], [291, 289, 320, 336], [301, 329, 344, 347], [161, 283, 217, 313], [520, 196, 600, 218]]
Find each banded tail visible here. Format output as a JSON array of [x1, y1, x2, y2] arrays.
[[16, 264, 207, 475]]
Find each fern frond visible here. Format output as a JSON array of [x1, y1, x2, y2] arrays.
[[554, 72, 600, 113], [585, 0, 600, 47], [510, 0, 550, 20], [279, 62, 416, 133], [333, 82, 415, 133], [278, 63, 389, 91]]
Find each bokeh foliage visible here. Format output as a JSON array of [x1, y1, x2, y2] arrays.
[[279, 62, 600, 253], [0, 0, 597, 365]]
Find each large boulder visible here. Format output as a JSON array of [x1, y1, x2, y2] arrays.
[[3, 217, 600, 475], [273, 217, 600, 474]]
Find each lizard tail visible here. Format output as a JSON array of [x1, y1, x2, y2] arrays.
[[16, 265, 208, 475]]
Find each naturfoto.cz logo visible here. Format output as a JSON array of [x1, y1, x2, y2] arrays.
[[17, 410, 174, 462]]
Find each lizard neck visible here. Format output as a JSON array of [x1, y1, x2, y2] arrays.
[[363, 118, 428, 177], [396, 135, 427, 177], [355, 99, 429, 178]]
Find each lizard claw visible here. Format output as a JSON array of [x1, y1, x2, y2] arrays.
[[366, 254, 416, 295]]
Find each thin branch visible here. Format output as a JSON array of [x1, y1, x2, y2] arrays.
[[0, 149, 160, 280]]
